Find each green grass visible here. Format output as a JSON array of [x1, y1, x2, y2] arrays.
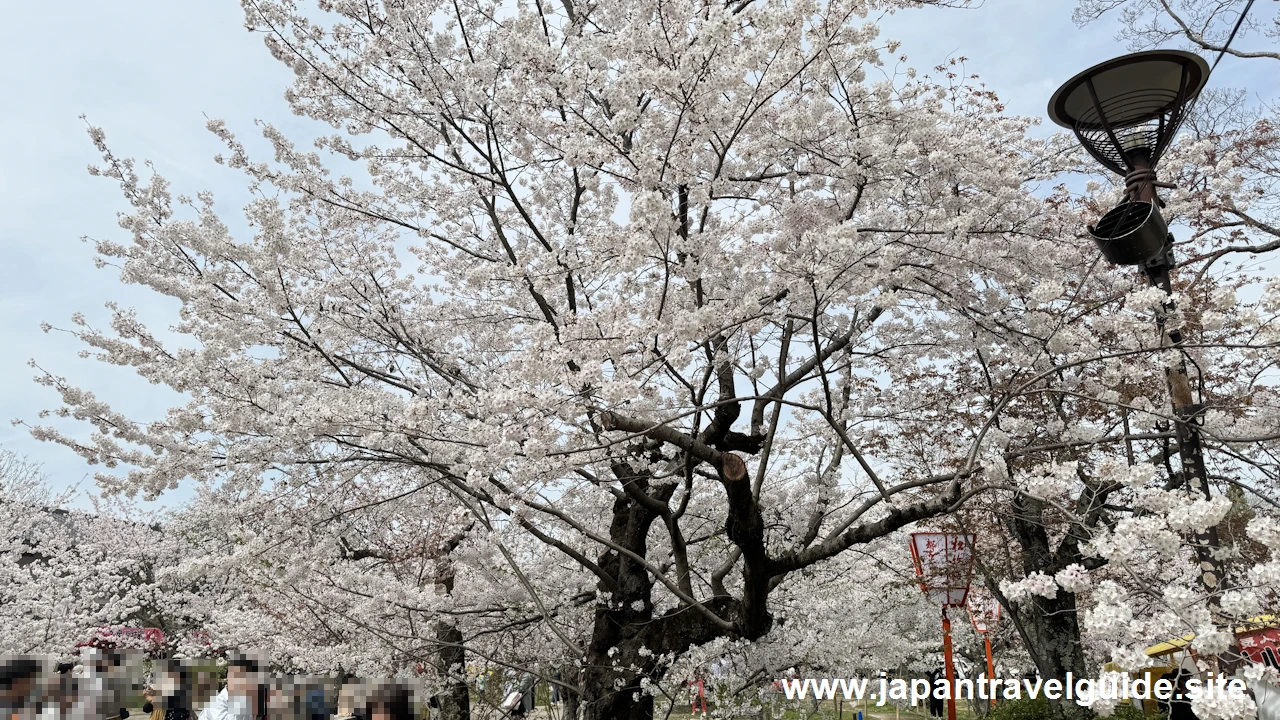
[[469, 683, 990, 720]]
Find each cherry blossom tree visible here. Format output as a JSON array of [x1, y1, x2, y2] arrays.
[[166, 473, 487, 715], [1004, 17, 1280, 715], [929, 87, 1280, 720], [0, 448, 207, 658], [25, 0, 1280, 719]]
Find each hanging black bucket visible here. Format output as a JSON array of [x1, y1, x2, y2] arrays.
[[1087, 200, 1168, 266]]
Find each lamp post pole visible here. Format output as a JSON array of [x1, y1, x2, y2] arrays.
[[1048, 50, 1227, 633], [1127, 153, 1226, 619]]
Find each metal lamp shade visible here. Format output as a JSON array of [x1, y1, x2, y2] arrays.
[[1087, 200, 1169, 265], [909, 532, 977, 607], [1048, 50, 1209, 175]]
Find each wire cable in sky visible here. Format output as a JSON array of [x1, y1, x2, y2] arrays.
[[1207, 0, 1256, 75]]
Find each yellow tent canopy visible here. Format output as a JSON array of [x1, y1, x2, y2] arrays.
[[1145, 634, 1194, 658], [1144, 615, 1278, 658]]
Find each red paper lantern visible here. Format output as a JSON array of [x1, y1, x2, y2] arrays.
[[909, 532, 977, 720], [967, 588, 1001, 634], [908, 532, 976, 607]]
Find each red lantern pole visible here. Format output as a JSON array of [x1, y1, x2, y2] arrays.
[[968, 586, 1001, 708], [984, 634, 996, 706], [942, 608, 957, 720], [910, 532, 976, 720]]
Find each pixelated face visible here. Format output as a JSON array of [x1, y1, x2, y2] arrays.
[[225, 667, 252, 697], [159, 671, 180, 697], [268, 684, 290, 710], [336, 684, 356, 715], [0, 675, 34, 705]]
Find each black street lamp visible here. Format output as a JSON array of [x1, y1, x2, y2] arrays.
[[1048, 51, 1226, 613], [1048, 50, 1208, 270]]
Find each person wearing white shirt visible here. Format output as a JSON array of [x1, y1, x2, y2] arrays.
[[201, 659, 261, 720]]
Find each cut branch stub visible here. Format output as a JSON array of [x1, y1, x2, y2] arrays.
[[719, 453, 748, 483]]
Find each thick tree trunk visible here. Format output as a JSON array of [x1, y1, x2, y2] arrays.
[[577, 478, 737, 719], [1012, 593, 1090, 720], [579, 488, 660, 720], [561, 678, 581, 720], [431, 544, 471, 720], [581, 660, 653, 720], [432, 619, 471, 720], [1004, 494, 1091, 720]]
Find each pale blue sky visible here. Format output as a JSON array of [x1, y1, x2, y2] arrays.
[[0, 0, 1272, 509]]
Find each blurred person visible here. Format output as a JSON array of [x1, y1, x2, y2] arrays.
[[362, 684, 411, 720], [154, 660, 193, 720], [500, 674, 534, 720], [267, 677, 312, 720], [925, 667, 944, 719], [39, 663, 81, 720], [1, 656, 45, 720], [264, 679, 287, 720], [75, 651, 110, 720], [79, 650, 139, 720], [142, 686, 161, 720], [203, 657, 263, 720], [333, 679, 363, 720], [300, 679, 330, 720], [190, 666, 220, 715]]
